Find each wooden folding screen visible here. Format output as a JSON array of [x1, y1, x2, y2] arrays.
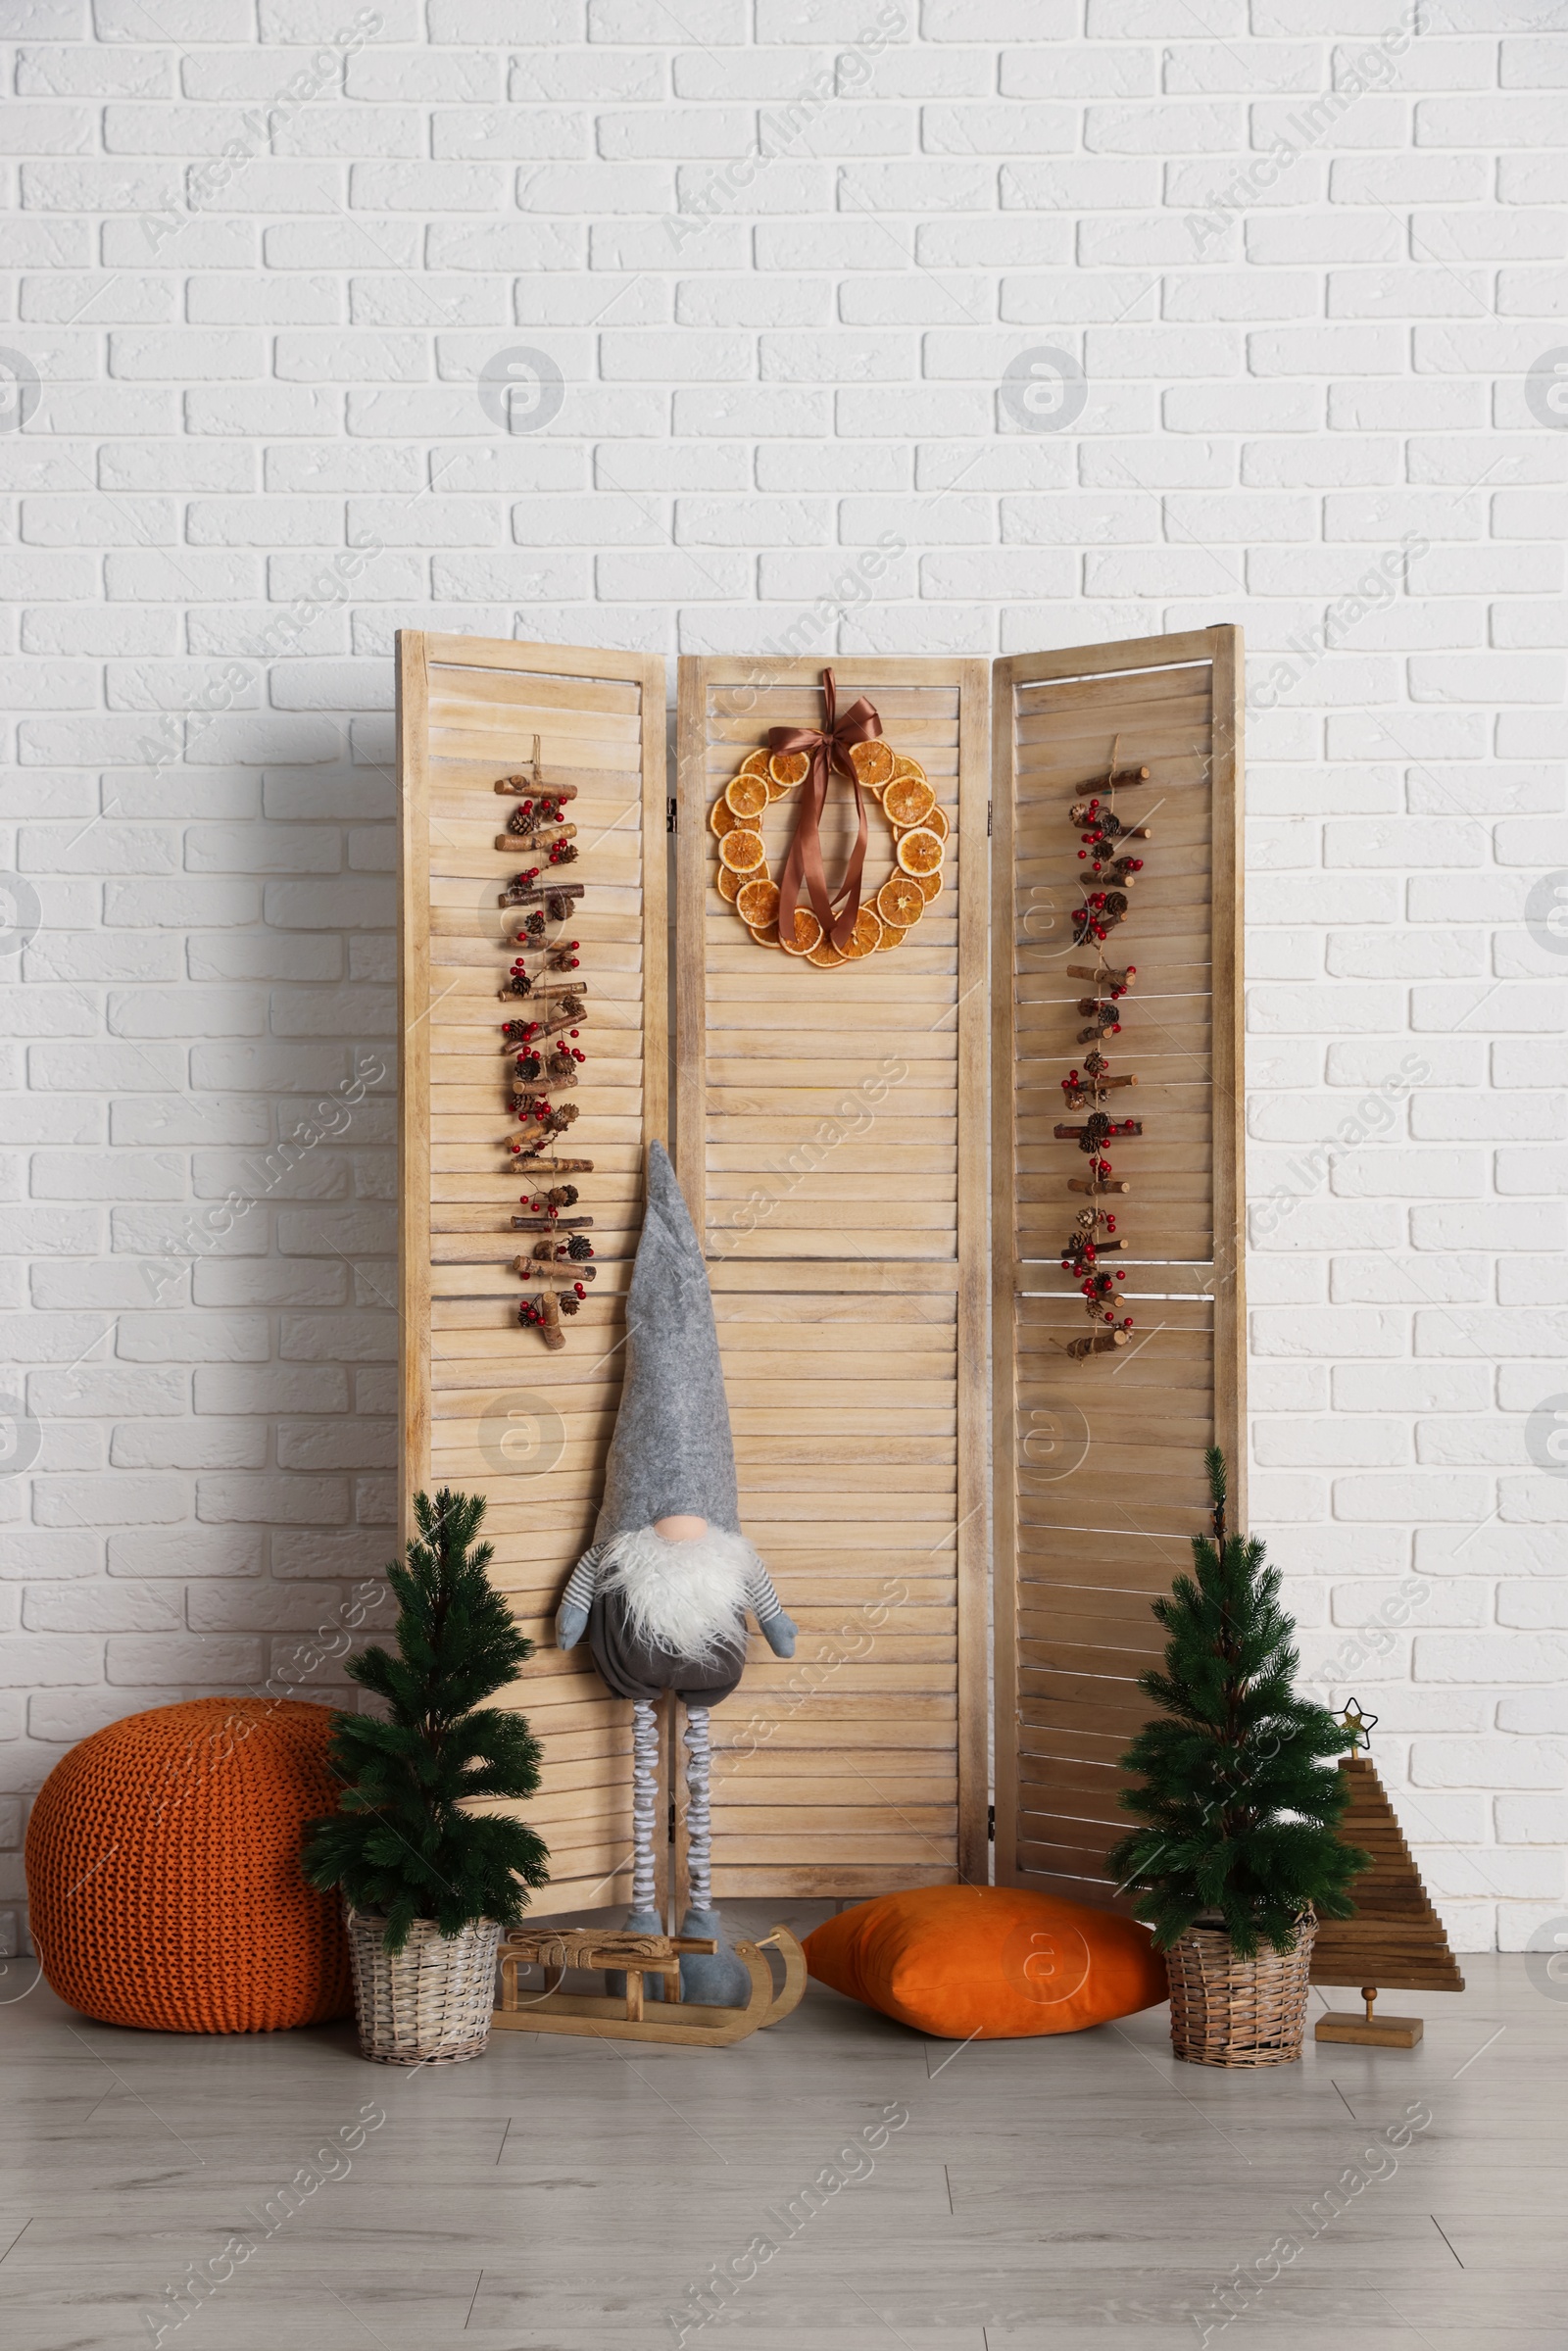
[[398, 629, 1245, 1921], [674, 659, 991, 1900], [991, 628, 1246, 1909], [398, 632, 666, 1913]]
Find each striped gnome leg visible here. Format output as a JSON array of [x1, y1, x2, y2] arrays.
[[609, 1697, 665, 1999], [630, 1697, 660, 1917], [684, 1701, 713, 1910], [677, 1702, 752, 2007]]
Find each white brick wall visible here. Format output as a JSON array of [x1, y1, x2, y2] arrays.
[[1, 0, 1564, 1957]]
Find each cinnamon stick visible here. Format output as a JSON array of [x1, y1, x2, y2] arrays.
[[502, 879, 584, 908], [495, 776, 577, 801], [493, 832, 580, 860], [512, 1257, 597, 1286]]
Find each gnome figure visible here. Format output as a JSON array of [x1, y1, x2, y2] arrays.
[[557, 1141, 797, 2004]]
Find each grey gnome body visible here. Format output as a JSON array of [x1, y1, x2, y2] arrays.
[[557, 1140, 796, 2003]]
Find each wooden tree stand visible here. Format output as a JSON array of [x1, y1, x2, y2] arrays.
[[1315, 1986, 1424, 2049], [492, 1923, 807, 2046]]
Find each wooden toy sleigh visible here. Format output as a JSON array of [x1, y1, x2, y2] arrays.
[[492, 1922, 808, 2046]]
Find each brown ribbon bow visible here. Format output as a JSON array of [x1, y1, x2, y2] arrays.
[[768, 668, 883, 954]]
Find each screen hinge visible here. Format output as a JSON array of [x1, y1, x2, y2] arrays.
[[666, 797, 677, 834], [987, 1801, 996, 1842], [987, 799, 993, 839]]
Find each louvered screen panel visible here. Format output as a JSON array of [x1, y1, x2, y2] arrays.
[[674, 658, 990, 1900], [992, 628, 1245, 1909], [398, 631, 666, 1912]]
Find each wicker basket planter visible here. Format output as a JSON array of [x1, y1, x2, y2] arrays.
[[1165, 1912, 1317, 2068], [346, 1909, 501, 2066]]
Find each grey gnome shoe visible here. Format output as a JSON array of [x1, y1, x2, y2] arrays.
[[676, 1906, 754, 2006]]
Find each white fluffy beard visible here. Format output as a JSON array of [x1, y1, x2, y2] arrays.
[[600, 1525, 755, 1664]]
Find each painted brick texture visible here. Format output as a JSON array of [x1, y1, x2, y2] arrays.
[[0, 0, 1565, 1957]]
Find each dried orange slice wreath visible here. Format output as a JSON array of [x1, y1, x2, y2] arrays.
[[713, 743, 945, 961]]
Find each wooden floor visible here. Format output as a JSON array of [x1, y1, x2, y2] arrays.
[[0, 1914, 1557, 2350]]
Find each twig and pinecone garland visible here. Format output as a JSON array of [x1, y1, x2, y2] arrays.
[[1057, 745, 1155, 1360], [491, 745, 596, 1347]]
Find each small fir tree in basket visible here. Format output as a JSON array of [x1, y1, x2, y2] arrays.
[[303, 1488, 550, 1951], [1107, 1449, 1369, 1958]]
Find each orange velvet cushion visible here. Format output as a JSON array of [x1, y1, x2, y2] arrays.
[[805, 1885, 1167, 2040], [26, 1697, 353, 2034]]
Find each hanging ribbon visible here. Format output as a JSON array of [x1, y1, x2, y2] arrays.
[[768, 667, 883, 954]]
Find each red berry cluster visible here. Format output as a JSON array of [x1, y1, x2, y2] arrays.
[[1058, 1224, 1133, 1322], [1073, 798, 1146, 883], [524, 1185, 579, 1217], [1072, 888, 1130, 948], [507, 793, 568, 836]]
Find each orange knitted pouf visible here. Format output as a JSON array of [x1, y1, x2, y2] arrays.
[[25, 1696, 353, 2034]]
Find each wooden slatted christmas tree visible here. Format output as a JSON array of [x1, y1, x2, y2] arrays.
[[1312, 1702, 1464, 2048]]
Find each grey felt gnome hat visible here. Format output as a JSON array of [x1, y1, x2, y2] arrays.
[[592, 1141, 740, 1543]]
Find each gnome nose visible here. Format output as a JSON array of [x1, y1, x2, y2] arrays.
[[654, 1514, 709, 1543]]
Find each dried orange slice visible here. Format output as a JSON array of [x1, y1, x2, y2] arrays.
[[840, 905, 884, 959], [736, 876, 779, 928], [916, 867, 944, 903], [778, 905, 823, 957], [710, 798, 735, 839], [889, 754, 926, 782], [739, 749, 770, 778], [725, 772, 769, 820], [717, 865, 742, 904], [768, 749, 809, 789], [748, 919, 780, 948], [849, 738, 894, 788], [807, 938, 847, 968], [907, 802, 950, 843], [877, 874, 925, 931], [883, 775, 935, 828], [718, 825, 766, 874], [896, 827, 944, 878], [875, 917, 906, 952], [765, 773, 793, 802]]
